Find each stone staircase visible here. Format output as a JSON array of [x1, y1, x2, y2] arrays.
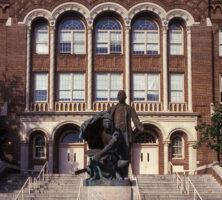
[[22, 174, 83, 200], [188, 174, 222, 200], [0, 173, 29, 200], [136, 174, 222, 200], [136, 174, 191, 200]]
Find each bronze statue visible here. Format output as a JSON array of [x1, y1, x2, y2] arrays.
[[76, 90, 143, 181]]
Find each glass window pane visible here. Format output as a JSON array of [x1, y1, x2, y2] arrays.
[[96, 18, 121, 30], [170, 91, 183, 102], [110, 74, 122, 90], [60, 32, 71, 42], [96, 91, 108, 101], [96, 74, 108, 90], [170, 32, 182, 43], [36, 32, 48, 43], [36, 44, 48, 54], [147, 44, 158, 54], [148, 74, 159, 90], [34, 90, 47, 101], [220, 45, 222, 56], [134, 91, 145, 101], [147, 32, 158, 43], [170, 44, 183, 55], [73, 32, 85, 42], [96, 32, 108, 43], [96, 43, 108, 53], [133, 32, 145, 43], [133, 74, 145, 90], [110, 91, 118, 101], [147, 91, 159, 101], [59, 43, 71, 53], [73, 74, 85, 90], [110, 32, 121, 43], [59, 91, 71, 101], [73, 91, 85, 101], [59, 19, 85, 30], [59, 74, 71, 90], [170, 74, 183, 90], [74, 44, 85, 53], [133, 44, 145, 54], [35, 74, 48, 90]]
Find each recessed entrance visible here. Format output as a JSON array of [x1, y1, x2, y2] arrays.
[[133, 132, 159, 174], [59, 131, 84, 174]]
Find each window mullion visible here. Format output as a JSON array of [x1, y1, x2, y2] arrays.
[[145, 73, 148, 101], [108, 73, 111, 101], [71, 73, 73, 102]]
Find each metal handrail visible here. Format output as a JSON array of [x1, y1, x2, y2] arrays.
[[186, 177, 203, 200], [33, 161, 48, 190], [14, 176, 31, 200], [77, 177, 83, 200], [168, 161, 184, 193], [129, 164, 142, 200]]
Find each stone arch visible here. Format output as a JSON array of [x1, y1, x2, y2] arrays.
[[21, 9, 51, 27], [26, 127, 50, 143], [166, 9, 195, 27], [128, 2, 167, 26], [90, 2, 128, 26], [51, 121, 81, 141], [51, 2, 90, 27], [168, 128, 195, 141], [133, 120, 166, 139]]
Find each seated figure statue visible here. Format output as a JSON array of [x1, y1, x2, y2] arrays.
[[77, 112, 128, 180]]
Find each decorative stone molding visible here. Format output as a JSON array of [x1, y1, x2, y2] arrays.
[[51, 2, 90, 26], [168, 128, 195, 141], [90, 2, 128, 26], [165, 9, 195, 26], [20, 9, 51, 26], [128, 2, 166, 26]]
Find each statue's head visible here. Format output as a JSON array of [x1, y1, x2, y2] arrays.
[[101, 112, 112, 129], [117, 90, 126, 103]]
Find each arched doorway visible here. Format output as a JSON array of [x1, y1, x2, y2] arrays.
[[132, 131, 159, 174], [58, 130, 84, 174]]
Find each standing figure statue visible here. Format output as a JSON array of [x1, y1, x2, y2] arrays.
[[108, 90, 144, 178], [76, 90, 143, 181]]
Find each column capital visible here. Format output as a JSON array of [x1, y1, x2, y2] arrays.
[[162, 26, 168, 32], [87, 26, 93, 31], [188, 141, 196, 147], [125, 26, 131, 31], [48, 140, 55, 145], [50, 26, 56, 31], [186, 26, 191, 32], [163, 140, 170, 145]]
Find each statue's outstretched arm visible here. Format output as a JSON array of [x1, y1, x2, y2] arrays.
[[131, 107, 144, 132]]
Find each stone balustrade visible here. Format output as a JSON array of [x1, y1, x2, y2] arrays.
[[55, 102, 86, 112], [131, 102, 163, 112], [31, 102, 48, 112], [169, 103, 188, 112], [93, 102, 117, 111]]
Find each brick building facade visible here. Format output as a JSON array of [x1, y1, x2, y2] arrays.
[[0, 0, 221, 174]]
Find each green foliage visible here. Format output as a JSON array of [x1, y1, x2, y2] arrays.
[[194, 103, 222, 163]]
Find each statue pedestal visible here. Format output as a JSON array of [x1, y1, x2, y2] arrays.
[[80, 179, 138, 200]]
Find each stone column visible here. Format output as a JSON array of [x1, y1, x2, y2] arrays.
[[188, 141, 197, 173], [163, 140, 170, 174], [187, 27, 193, 112], [49, 27, 55, 111], [20, 140, 28, 171], [162, 26, 168, 111], [48, 140, 54, 173], [87, 26, 93, 110], [25, 27, 31, 111], [125, 26, 131, 105]]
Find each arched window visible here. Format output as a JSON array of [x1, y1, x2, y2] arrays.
[[61, 132, 83, 143], [34, 135, 46, 158], [35, 24, 49, 54], [132, 19, 159, 55], [95, 18, 122, 54], [169, 24, 183, 55], [134, 133, 156, 143], [171, 136, 183, 158], [59, 18, 85, 54], [219, 28, 222, 56]]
